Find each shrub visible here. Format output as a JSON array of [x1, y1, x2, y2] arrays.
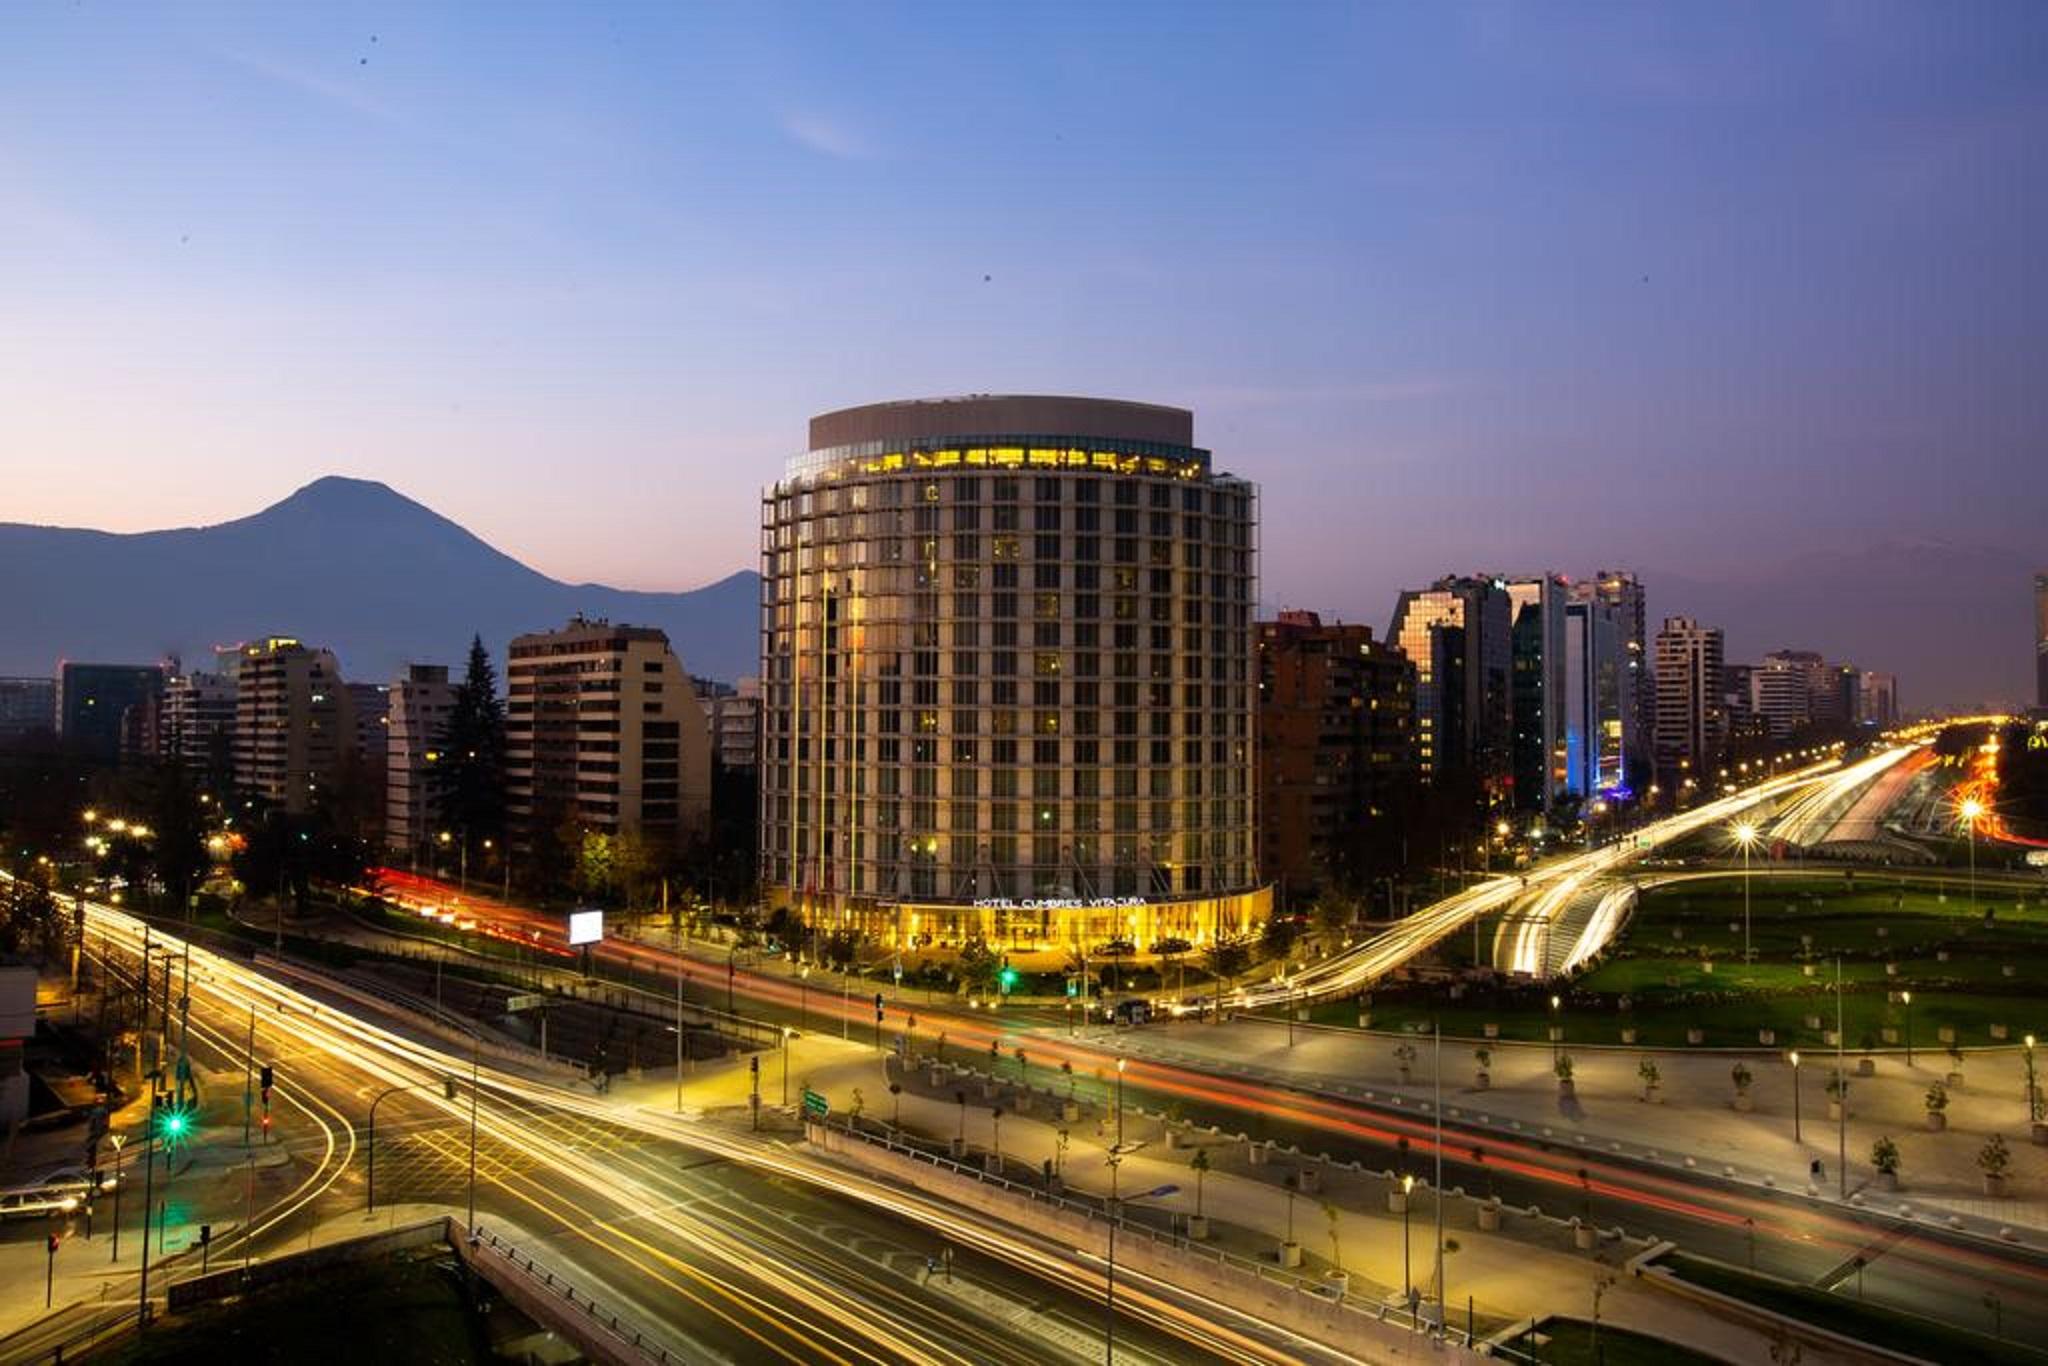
[[1980, 1133, 2012, 1178], [1871, 1135, 1901, 1175]]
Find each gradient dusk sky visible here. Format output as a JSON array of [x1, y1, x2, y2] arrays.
[[3, 4, 2044, 650]]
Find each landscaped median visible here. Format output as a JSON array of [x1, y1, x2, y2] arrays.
[[1634, 1244, 2042, 1366]]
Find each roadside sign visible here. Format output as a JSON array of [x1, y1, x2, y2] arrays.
[[507, 993, 545, 1013], [801, 1089, 829, 1120], [568, 909, 604, 945]]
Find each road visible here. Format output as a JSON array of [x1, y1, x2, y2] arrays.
[[19, 892, 1351, 1366]]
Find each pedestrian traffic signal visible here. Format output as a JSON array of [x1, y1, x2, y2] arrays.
[[259, 1064, 274, 1094], [874, 992, 885, 1022]]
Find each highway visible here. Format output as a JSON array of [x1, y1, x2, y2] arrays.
[[37, 889, 1351, 1366]]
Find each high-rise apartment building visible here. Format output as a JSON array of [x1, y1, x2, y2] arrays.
[[759, 395, 1265, 951], [1653, 617, 1725, 785], [386, 664, 457, 863], [1751, 653, 1814, 738], [0, 677, 55, 745], [1858, 671, 1899, 728], [1505, 575, 1569, 814], [232, 637, 355, 812], [505, 617, 711, 857], [161, 670, 238, 771], [1388, 575, 1513, 805], [1562, 598, 1627, 798], [57, 662, 164, 762], [694, 676, 762, 774], [1255, 611, 1415, 904]]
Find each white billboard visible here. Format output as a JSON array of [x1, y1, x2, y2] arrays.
[[568, 909, 604, 946]]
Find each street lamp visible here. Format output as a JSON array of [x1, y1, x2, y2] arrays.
[[1401, 1172, 1416, 1308], [1104, 1175, 1178, 1366], [2026, 1035, 2041, 1135], [781, 1026, 794, 1108], [1788, 1050, 1801, 1145], [1114, 1056, 1127, 1158], [1900, 991, 1913, 1067], [1550, 994, 1563, 1065], [1959, 798, 1984, 917], [799, 965, 810, 1033], [1732, 822, 1759, 964]]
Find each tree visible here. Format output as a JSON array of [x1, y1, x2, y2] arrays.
[[1204, 935, 1250, 982], [1979, 1133, 2012, 1181], [146, 759, 209, 916], [1261, 913, 1303, 958], [1191, 1147, 1211, 1219], [430, 636, 508, 854], [956, 937, 1001, 996], [1870, 1135, 1901, 1176]]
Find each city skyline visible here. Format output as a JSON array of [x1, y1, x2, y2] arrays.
[[4, 3, 2044, 705]]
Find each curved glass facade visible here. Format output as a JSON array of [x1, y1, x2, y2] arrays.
[[759, 399, 1263, 953]]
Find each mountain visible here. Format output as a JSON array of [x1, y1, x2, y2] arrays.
[[1650, 539, 2041, 715], [0, 477, 760, 684]]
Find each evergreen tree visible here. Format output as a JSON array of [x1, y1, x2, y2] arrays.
[[431, 635, 508, 853]]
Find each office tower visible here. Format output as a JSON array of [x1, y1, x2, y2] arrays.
[[505, 617, 711, 858], [1388, 575, 1513, 806], [1562, 598, 1627, 799], [56, 662, 165, 762], [2037, 572, 2048, 709], [232, 637, 355, 813], [1858, 671, 1899, 728], [1505, 575, 1569, 814], [0, 677, 55, 745], [759, 394, 1265, 951], [1653, 617, 1725, 786], [386, 664, 457, 863], [1255, 611, 1416, 903], [1581, 571, 1648, 785]]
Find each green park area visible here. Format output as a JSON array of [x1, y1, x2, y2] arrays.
[[1513, 1316, 1723, 1366], [1315, 871, 2048, 1051]]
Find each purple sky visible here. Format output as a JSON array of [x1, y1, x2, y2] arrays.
[[3, 3, 2043, 695]]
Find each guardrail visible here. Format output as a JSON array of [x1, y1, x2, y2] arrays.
[[461, 1225, 676, 1365], [810, 1114, 1477, 1349]]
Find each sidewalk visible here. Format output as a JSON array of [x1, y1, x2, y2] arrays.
[[1103, 1017, 2048, 1232]]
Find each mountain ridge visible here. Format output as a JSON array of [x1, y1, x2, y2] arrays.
[[0, 477, 759, 684]]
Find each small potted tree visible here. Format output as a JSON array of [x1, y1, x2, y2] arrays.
[[1925, 1079, 1950, 1132], [1980, 1133, 2012, 1197], [1638, 1057, 1662, 1104], [1473, 1046, 1492, 1091], [1189, 1148, 1212, 1239], [1061, 1060, 1079, 1123], [1946, 1042, 1966, 1090], [1394, 1041, 1418, 1086], [1555, 1052, 1576, 1099], [1871, 1135, 1901, 1192], [1731, 1061, 1755, 1112]]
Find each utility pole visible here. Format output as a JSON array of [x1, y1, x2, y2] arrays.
[[1835, 955, 1846, 1201]]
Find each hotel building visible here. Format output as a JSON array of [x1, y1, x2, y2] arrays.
[[759, 395, 1266, 954]]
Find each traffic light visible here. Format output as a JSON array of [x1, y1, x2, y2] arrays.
[[443, 1077, 458, 1101], [873, 992, 885, 1023], [259, 1064, 274, 1097], [998, 966, 1020, 994], [47, 1233, 58, 1255], [749, 1055, 759, 1077]]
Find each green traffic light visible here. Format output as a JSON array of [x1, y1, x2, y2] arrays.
[[998, 967, 1020, 993]]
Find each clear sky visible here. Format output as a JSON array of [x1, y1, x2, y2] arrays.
[[3, 3, 2044, 631]]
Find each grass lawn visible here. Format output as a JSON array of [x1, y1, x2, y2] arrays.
[[1319, 873, 2048, 1049], [1511, 1317, 1724, 1366], [1662, 1252, 2045, 1366]]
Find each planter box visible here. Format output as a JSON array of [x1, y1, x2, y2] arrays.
[[949, 1136, 966, 1158], [1063, 1101, 1080, 1123], [1357, 1013, 1372, 1029], [1938, 1027, 1957, 1044], [1881, 1029, 1899, 1045], [1936, 950, 1951, 963], [1573, 1223, 1597, 1250], [1926, 1111, 1947, 1131], [1297, 1166, 1322, 1195], [1387, 1188, 1409, 1214], [1758, 1029, 1776, 1046], [1823, 1030, 1840, 1047], [2033, 1120, 2048, 1147], [1804, 1014, 1823, 1030], [1801, 964, 1816, 978], [1278, 1240, 1303, 1269], [1477, 1202, 1501, 1231], [1557, 1078, 1576, 1098], [1733, 1094, 1753, 1112], [1946, 1072, 1965, 1088], [1641, 1087, 1662, 1105], [1828, 1100, 1844, 1121], [1473, 1072, 1491, 1091], [1248, 1140, 1270, 1166], [1857, 1057, 1875, 1077], [1878, 1170, 1899, 1192], [1984, 1174, 2008, 1197], [1620, 1028, 1638, 1045], [1322, 1270, 1350, 1299], [1686, 1028, 1705, 1045], [1991, 1024, 2009, 1041], [1188, 1214, 1210, 1240], [1397, 1070, 1412, 1086], [1483, 1023, 1500, 1039], [1547, 1026, 1563, 1043], [1884, 964, 1897, 976]]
